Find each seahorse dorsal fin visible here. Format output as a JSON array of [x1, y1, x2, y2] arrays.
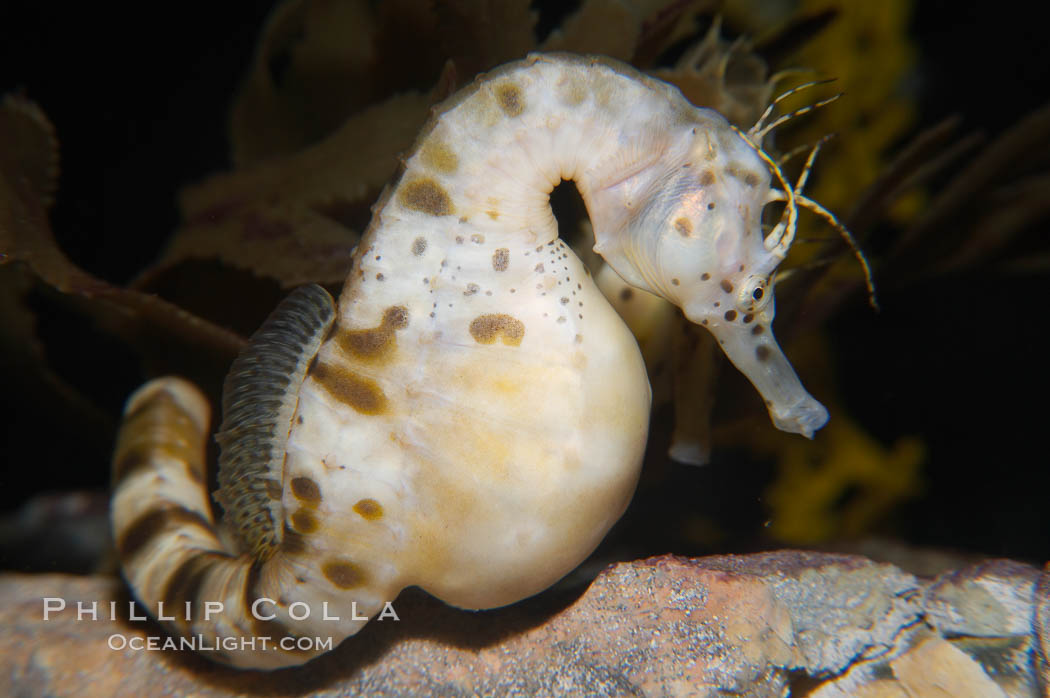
[[214, 284, 335, 559]]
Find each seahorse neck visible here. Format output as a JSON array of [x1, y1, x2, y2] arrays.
[[364, 54, 703, 262]]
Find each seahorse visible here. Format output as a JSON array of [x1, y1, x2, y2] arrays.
[[111, 53, 831, 669]]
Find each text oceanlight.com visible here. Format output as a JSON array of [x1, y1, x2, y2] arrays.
[[107, 633, 335, 653]]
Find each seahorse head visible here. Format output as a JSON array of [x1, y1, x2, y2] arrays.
[[596, 115, 829, 438]]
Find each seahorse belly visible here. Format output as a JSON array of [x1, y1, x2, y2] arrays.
[[289, 230, 649, 610]]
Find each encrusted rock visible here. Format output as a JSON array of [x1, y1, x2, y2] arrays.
[[1037, 562, 1050, 689], [925, 559, 1041, 637], [698, 551, 923, 676], [1, 551, 1047, 696]]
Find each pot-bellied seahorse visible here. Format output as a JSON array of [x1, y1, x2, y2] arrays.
[[111, 53, 836, 669]]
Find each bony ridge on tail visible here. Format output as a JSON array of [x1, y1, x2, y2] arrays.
[[112, 52, 858, 669]]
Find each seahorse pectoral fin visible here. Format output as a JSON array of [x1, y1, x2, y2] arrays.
[[699, 320, 828, 438], [593, 235, 661, 298]]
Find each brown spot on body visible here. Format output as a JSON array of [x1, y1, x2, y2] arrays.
[[755, 345, 771, 361], [724, 310, 737, 321], [469, 314, 525, 346], [701, 272, 711, 281], [619, 288, 634, 302], [487, 209, 500, 220], [281, 524, 307, 555], [353, 498, 383, 520], [290, 509, 319, 534], [492, 248, 510, 271], [412, 237, 427, 256], [336, 306, 409, 362], [726, 163, 761, 188], [700, 169, 717, 187], [420, 140, 459, 173], [671, 278, 680, 286], [311, 362, 388, 415], [399, 179, 453, 216], [338, 327, 390, 358], [117, 506, 216, 560], [290, 476, 321, 504], [384, 306, 408, 329], [323, 560, 367, 589], [743, 313, 754, 324], [495, 82, 524, 116], [674, 217, 693, 236], [751, 324, 765, 335], [720, 279, 734, 293]]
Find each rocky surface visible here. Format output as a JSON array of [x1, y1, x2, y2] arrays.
[[1, 551, 1047, 696]]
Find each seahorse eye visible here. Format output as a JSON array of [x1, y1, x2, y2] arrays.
[[738, 275, 770, 311]]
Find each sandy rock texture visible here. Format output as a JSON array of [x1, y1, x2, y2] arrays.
[[1, 551, 1046, 697]]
